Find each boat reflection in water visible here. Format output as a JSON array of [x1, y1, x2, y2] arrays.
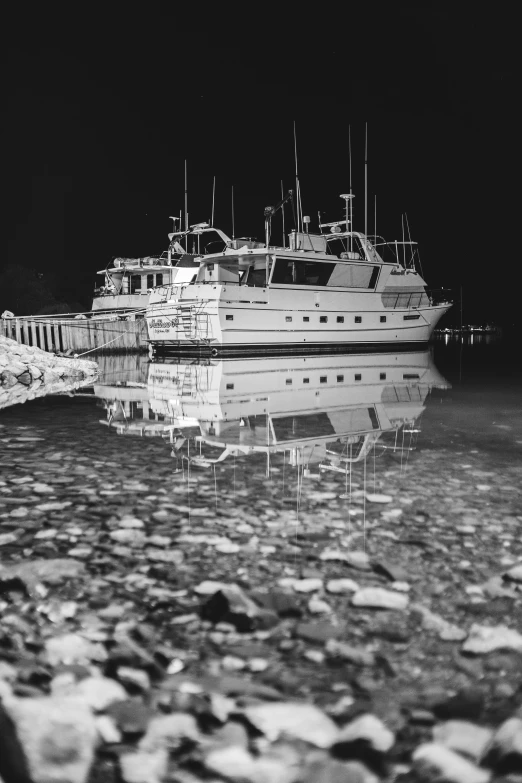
[[96, 352, 450, 478]]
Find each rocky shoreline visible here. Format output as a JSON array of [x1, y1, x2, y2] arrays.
[[0, 336, 98, 410], [0, 345, 521, 782]]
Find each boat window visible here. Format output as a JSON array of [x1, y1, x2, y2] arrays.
[[285, 378, 292, 385], [243, 267, 268, 287], [303, 378, 310, 383], [320, 316, 328, 323], [404, 314, 420, 320], [303, 316, 310, 322], [271, 258, 379, 289], [380, 373, 386, 380], [326, 264, 379, 289], [355, 316, 362, 323], [130, 275, 142, 293], [380, 315, 386, 322], [271, 258, 335, 286], [285, 316, 292, 322], [147, 274, 154, 289], [327, 234, 367, 259], [355, 374, 362, 381], [156, 273, 163, 286], [337, 375, 344, 382], [337, 316, 344, 323]]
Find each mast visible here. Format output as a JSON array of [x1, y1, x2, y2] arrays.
[[211, 176, 216, 226], [364, 123, 368, 237], [184, 160, 188, 231], [281, 180, 285, 248], [231, 185, 235, 240], [293, 121, 302, 235], [349, 125, 353, 251]]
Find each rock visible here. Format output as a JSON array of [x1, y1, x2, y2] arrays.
[[45, 634, 108, 666], [326, 579, 360, 594], [251, 590, 302, 617], [6, 696, 98, 783], [481, 717, 522, 774], [352, 588, 409, 611], [462, 624, 522, 654], [73, 676, 127, 712], [95, 715, 122, 744], [119, 749, 168, 783], [308, 597, 333, 614], [106, 700, 153, 736], [412, 742, 492, 782], [413, 604, 467, 641], [117, 515, 145, 529], [244, 702, 339, 747], [325, 640, 376, 667], [296, 622, 343, 644], [0, 699, 33, 783], [195, 580, 234, 595], [200, 584, 278, 631], [139, 713, 200, 752], [433, 720, 493, 761], [292, 578, 324, 593], [372, 560, 408, 582], [321, 550, 371, 570], [204, 744, 300, 783], [504, 563, 522, 583], [301, 757, 379, 783], [433, 688, 486, 722], [110, 529, 146, 545], [117, 667, 151, 692], [336, 713, 395, 752], [0, 558, 86, 592], [365, 493, 393, 503]]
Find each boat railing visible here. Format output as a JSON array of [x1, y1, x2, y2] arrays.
[[381, 289, 452, 309]]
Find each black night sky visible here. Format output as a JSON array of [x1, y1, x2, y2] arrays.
[[4, 7, 518, 326]]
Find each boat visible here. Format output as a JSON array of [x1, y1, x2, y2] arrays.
[[0, 223, 231, 355], [91, 221, 230, 319], [141, 351, 450, 473], [146, 193, 453, 356]]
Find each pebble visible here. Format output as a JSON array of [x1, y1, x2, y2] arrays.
[[366, 493, 393, 503], [352, 587, 409, 611], [336, 713, 395, 752], [462, 624, 522, 654], [7, 696, 98, 783], [244, 702, 339, 747], [412, 742, 492, 783], [433, 720, 493, 761], [326, 578, 360, 594], [119, 749, 168, 783], [292, 578, 323, 593]]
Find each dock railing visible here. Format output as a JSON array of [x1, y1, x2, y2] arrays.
[[1, 314, 148, 354]]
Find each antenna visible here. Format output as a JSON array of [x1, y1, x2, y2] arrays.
[[374, 195, 377, 244], [281, 180, 285, 248], [349, 125, 353, 250], [401, 213, 406, 267], [231, 185, 235, 239], [184, 160, 188, 232], [364, 123, 368, 237], [211, 176, 216, 227], [293, 122, 302, 235], [340, 194, 354, 242]]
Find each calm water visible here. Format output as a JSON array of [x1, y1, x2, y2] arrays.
[[1, 336, 520, 534]]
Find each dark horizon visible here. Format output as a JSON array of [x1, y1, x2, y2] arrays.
[[4, 8, 517, 326]]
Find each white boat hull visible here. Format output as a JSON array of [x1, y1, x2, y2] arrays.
[[147, 285, 451, 354]]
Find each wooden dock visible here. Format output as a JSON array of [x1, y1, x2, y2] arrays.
[[1, 316, 148, 354]]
